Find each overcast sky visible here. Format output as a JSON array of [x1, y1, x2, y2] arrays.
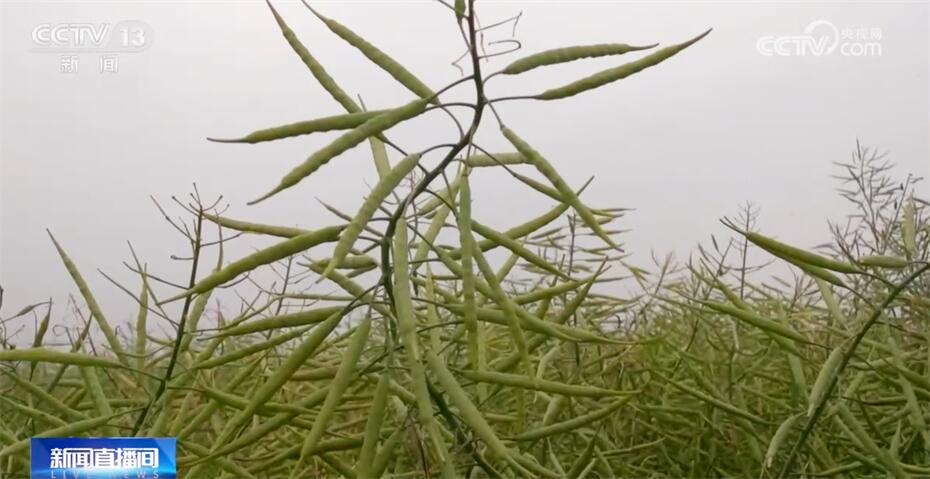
[[1, 1, 928, 337]]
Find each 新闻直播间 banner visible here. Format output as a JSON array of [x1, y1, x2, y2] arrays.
[[31, 437, 176, 479]]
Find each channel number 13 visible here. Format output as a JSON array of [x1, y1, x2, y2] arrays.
[[120, 25, 146, 48]]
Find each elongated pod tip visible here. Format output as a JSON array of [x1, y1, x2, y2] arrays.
[[46, 230, 69, 257], [299, 0, 324, 19], [502, 42, 663, 75], [636, 28, 712, 60], [689, 28, 713, 45], [247, 185, 286, 206], [264, 0, 285, 23], [206, 137, 246, 144]]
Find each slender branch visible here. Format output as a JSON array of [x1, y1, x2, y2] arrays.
[[130, 205, 205, 435]]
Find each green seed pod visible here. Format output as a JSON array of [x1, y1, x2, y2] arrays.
[[368, 133, 392, 179], [209, 110, 385, 144], [744, 231, 862, 274], [858, 255, 910, 269], [443, 304, 572, 341], [134, 276, 148, 375], [457, 169, 484, 377], [412, 203, 453, 271], [323, 152, 422, 278], [356, 373, 391, 478], [809, 344, 845, 416], [0, 348, 126, 370], [250, 99, 428, 204], [513, 278, 586, 305], [460, 370, 631, 398], [176, 278, 214, 355], [203, 213, 310, 238], [295, 318, 371, 469], [566, 432, 600, 478], [815, 278, 847, 325], [265, 0, 359, 112], [765, 413, 801, 468], [318, 254, 378, 270], [79, 367, 114, 422], [464, 152, 527, 167], [536, 344, 561, 381], [542, 394, 568, 426], [697, 299, 809, 345], [502, 127, 620, 250], [32, 304, 51, 348], [903, 197, 916, 258], [503, 43, 657, 75], [790, 258, 848, 288], [391, 223, 453, 468], [536, 29, 710, 100], [512, 171, 565, 202], [73, 398, 147, 411], [162, 226, 342, 303], [310, 8, 437, 103], [513, 398, 631, 441], [319, 452, 358, 478], [47, 231, 130, 367], [370, 426, 405, 478]]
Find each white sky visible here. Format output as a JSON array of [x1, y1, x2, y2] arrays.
[[1, 1, 928, 338]]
